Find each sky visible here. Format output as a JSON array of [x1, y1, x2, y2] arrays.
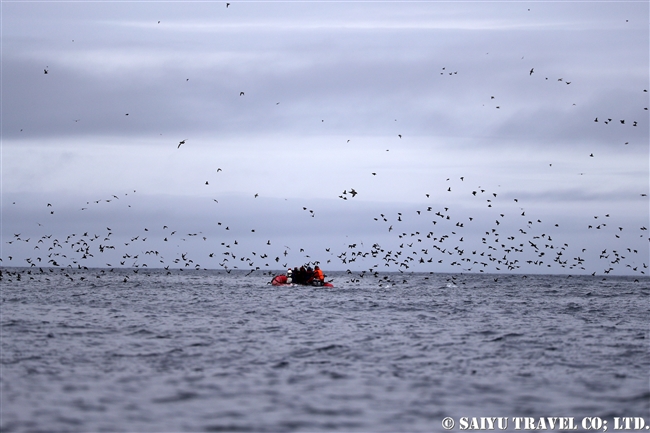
[[1, 0, 648, 276]]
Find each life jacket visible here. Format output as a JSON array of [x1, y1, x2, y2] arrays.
[[313, 268, 324, 281]]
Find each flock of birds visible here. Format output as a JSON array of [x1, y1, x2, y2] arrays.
[[3, 165, 647, 284], [3, 4, 648, 285]]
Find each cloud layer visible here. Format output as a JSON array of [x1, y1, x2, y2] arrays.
[[2, 1, 648, 275]]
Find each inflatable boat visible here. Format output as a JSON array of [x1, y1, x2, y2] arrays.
[[271, 274, 333, 287]]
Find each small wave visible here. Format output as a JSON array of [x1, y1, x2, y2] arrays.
[[615, 390, 650, 403], [564, 303, 583, 311], [152, 391, 200, 404], [303, 404, 363, 416], [315, 344, 348, 353], [111, 347, 183, 358], [490, 332, 524, 342], [1, 355, 42, 365], [127, 329, 155, 336], [476, 330, 497, 336], [204, 424, 255, 432], [188, 341, 211, 347], [272, 360, 290, 369]]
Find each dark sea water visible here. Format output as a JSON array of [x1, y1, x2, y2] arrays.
[[1, 269, 648, 433]]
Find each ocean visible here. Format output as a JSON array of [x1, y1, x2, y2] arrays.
[[1, 269, 648, 432]]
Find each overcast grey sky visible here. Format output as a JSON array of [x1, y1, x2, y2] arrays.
[[2, 1, 648, 276]]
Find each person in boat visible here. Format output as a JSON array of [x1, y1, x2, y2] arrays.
[[293, 267, 300, 284], [304, 266, 314, 285], [310, 265, 325, 286], [286, 268, 293, 284], [297, 266, 307, 285]]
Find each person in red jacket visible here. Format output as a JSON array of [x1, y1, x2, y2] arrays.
[[310, 265, 325, 286]]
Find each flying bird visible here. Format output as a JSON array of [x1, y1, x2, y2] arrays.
[[178, 139, 187, 148], [529, 68, 534, 75]]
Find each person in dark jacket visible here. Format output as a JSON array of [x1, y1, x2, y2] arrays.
[[304, 267, 314, 285], [297, 266, 307, 285]]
